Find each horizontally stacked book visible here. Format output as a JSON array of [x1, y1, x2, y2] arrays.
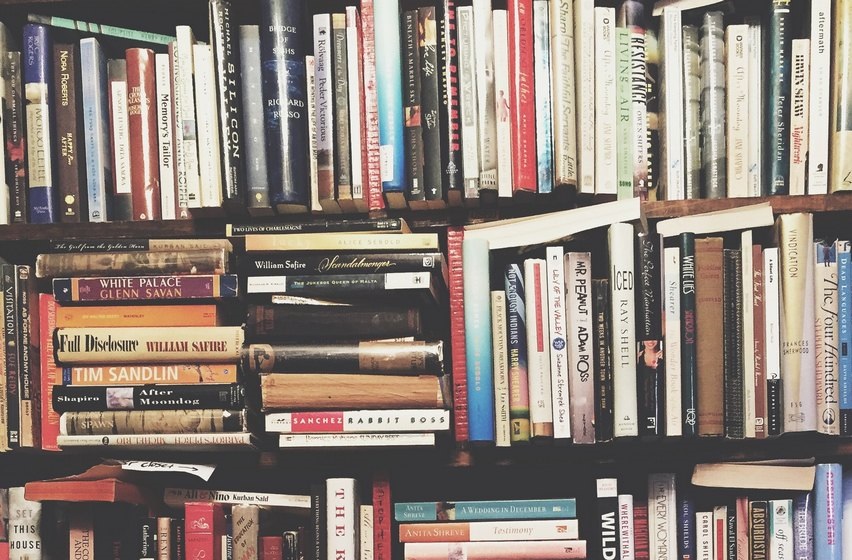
[[34, 239, 254, 450], [233, 218, 451, 448]]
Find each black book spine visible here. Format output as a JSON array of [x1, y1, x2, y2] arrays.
[[596, 479, 620, 560], [723, 249, 744, 439], [258, 0, 309, 209], [283, 530, 299, 560], [439, 0, 463, 201], [726, 500, 737, 560], [403, 9, 425, 203], [52, 383, 245, 412], [246, 304, 423, 341], [749, 501, 768, 559], [332, 14, 352, 203], [136, 517, 157, 559], [5, 52, 27, 223], [593, 278, 614, 443], [173, 517, 184, 560], [635, 231, 663, 438], [309, 483, 325, 560], [228, 216, 405, 235], [419, 6, 442, 202], [53, 42, 86, 223], [2, 264, 20, 447], [766, 0, 794, 196], [241, 251, 443, 276], [239, 25, 272, 215], [210, 0, 246, 210], [679, 233, 698, 437]]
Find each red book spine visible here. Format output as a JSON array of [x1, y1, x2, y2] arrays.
[[0, 542, 8, 560], [355, 11, 370, 211], [752, 245, 767, 439], [447, 226, 469, 442], [632, 503, 649, 560], [39, 294, 59, 451], [261, 536, 283, 560], [359, 0, 385, 211], [372, 473, 392, 560], [185, 502, 225, 560], [126, 48, 161, 221], [507, 0, 537, 192]]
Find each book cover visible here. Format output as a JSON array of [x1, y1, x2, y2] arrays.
[[185, 502, 225, 560], [8, 487, 41, 560], [79, 37, 111, 222], [595, 8, 617, 196], [473, 0, 497, 194], [508, 0, 536, 193], [418, 6, 442, 204], [533, 0, 553, 194], [566, 252, 594, 444], [107, 58, 132, 220], [239, 25, 271, 215], [609, 223, 638, 437], [789, 39, 810, 195], [505, 263, 531, 443], [549, 0, 577, 189], [524, 258, 553, 438], [326, 479, 359, 560], [265, 409, 449, 433], [52, 42, 85, 222], [60, 409, 248, 436], [695, 237, 724, 436], [767, 0, 795, 195], [4, 51, 27, 224], [808, 0, 831, 194], [395, 498, 577, 522], [699, 12, 726, 199], [126, 48, 160, 221]]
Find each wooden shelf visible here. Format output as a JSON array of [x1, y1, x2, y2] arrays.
[[645, 193, 852, 219]]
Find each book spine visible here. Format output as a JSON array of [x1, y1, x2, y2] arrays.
[[37, 247, 227, 278], [399, 519, 579, 542], [52, 383, 244, 412], [749, 502, 768, 560], [244, 232, 437, 253], [173, 27, 202, 210], [23, 24, 57, 223], [457, 6, 479, 201], [16, 266, 38, 448], [725, 25, 749, 198], [645, 24, 660, 201], [403, 541, 587, 558], [699, 12, 726, 199], [635, 232, 662, 438], [262, 536, 283, 560], [752, 244, 767, 439], [546, 247, 569, 440], [185, 502, 225, 560], [2, 266, 20, 447], [682, 26, 700, 199], [395, 499, 577, 522], [0, 274, 7, 451], [764, 247, 783, 436], [634, 503, 649, 560], [793, 493, 813, 560], [447, 228, 467, 441], [326, 478, 359, 560], [157, 517, 172, 560], [695, 237, 724, 436], [244, 251, 443, 275], [80, 38, 111, 222], [439, 0, 462, 203], [722, 249, 744, 439], [402, 10, 424, 203], [232, 505, 260, 560], [345, 7, 366, 211], [418, 6, 442, 203], [789, 39, 810, 195], [138, 517, 157, 560], [245, 271, 435, 297], [193, 44, 223, 209], [524, 258, 553, 438], [679, 497, 696, 560], [4, 51, 27, 223], [258, 0, 309, 210], [491, 291, 511, 447], [54, 431, 250, 448], [310, 483, 326, 560], [108, 58, 132, 220], [126, 48, 160, 220], [532, 1, 553, 193], [373, 0, 405, 201], [767, 1, 793, 195], [65, 364, 237, 386], [575, 0, 594, 194], [840, 242, 852, 435], [746, 19, 763, 197], [549, 0, 577, 189], [8, 487, 41, 558], [474, 0, 497, 193], [332, 14, 353, 208], [663, 246, 682, 437], [53, 42, 85, 222], [463, 237, 494, 442], [741, 233, 756, 439], [621, 4, 648, 200], [54, 326, 244, 364], [39, 294, 58, 451], [659, 7, 684, 201], [595, 8, 617, 196], [815, 241, 839, 435], [57, 303, 217, 329], [265, 409, 448, 433], [679, 233, 697, 437], [505, 263, 531, 442], [566, 252, 594, 443], [154, 53, 175, 219], [619, 495, 634, 560], [490, 10, 511, 198], [239, 25, 270, 214], [54, 274, 238, 302], [245, 305, 422, 342], [769, 500, 793, 560], [210, 0, 245, 208], [648, 474, 677, 560], [358, 0, 384, 210], [616, 28, 633, 200], [29, 15, 175, 45], [696, 511, 712, 560], [360, 506, 374, 560], [308, 53, 320, 213], [372, 474, 392, 560], [508, 0, 537, 193], [593, 278, 614, 442], [809, 0, 831, 193], [609, 223, 638, 437], [597, 479, 620, 560]]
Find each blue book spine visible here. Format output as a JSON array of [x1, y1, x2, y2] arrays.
[[793, 492, 814, 560], [79, 38, 111, 222], [462, 236, 494, 442], [374, 0, 406, 194], [839, 241, 852, 435], [62, 367, 70, 385], [678, 497, 695, 560], [532, 1, 553, 194], [22, 23, 57, 223], [394, 498, 577, 522], [239, 25, 270, 212], [814, 463, 842, 560], [766, 1, 793, 195], [258, 0, 309, 210]]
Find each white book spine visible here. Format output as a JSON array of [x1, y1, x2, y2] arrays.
[[306, 54, 321, 213], [174, 26, 201, 209], [594, 8, 617, 195], [265, 409, 451, 433], [764, 247, 782, 400], [109, 65, 131, 198], [280, 432, 435, 447], [789, 39, 810, 196], [491, 290, 512, 447], [326, 478, 359, 560], [725, 25, 749, 198], [618, 494, 635, 560], [566, 251, 595, 443], [473, 0, 497, 190], [696, 511, 713, 560], [525, 258, 554, 437], [8, 487, 41, 560], [659, 7, 684, 201], [807, 0, 831, 194], [359, 505, 374, 560], [164, 488, 311, 510], [574, 0, 595, 194], [663, 246, 682, 437], [550, 0, 578, 188], [313, 14, 334, 208], [457, 6, 480, 199], [193, 44, 223, 208], [546, 246, 571, 440], [746, 20, 763, 197], [741, 230, 756, 438], [648, 473, 677, 560], [815, 241, 839, 435], [769, 500, 792, 560], [345, 8, 364, 204], [492, 11, 513, 198], [609, 223, 638, 437], [155, 53, 176, 220], [56, 432, 254, 449]]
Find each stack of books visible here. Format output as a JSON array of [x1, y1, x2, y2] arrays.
[[232, 218, 452, 448], [32, 238, 254, 450]]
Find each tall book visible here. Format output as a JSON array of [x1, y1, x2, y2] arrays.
[[722, 249, 744, 439], [658, 7, 684, 201], [126, 48, 160, 221], [644, 24, 660, 201], [17, 265, 39, 448], [533, 1, 553, 194], [597, 479, 620, 560], [808, 0, 831, 194], [307, 53, 320, 214], [108, 58, 132, 220], [418, 6, 443, 205], [752, 244, 767, 439], [332, 13, 353, 210], [3, 265, 20, 448], [473, 0, 497, 193], [635, 232, 663, 438], [457, 6, 479, 203], [594, 8, 617, 196], [359, 0, 384, 210], [80, 38, 111, 222], [618, 494, 634, 560], [439, 0, 463, 205], [793, 493, 813, 560], [259, 0, 309, 212], [373, 474, 392, 560], [193, 44, 223, 210], [815, 241, 839, 435], [447, 227, 468, 442], [746, 18, 764, 197], [695, 237, 724, 437], [546, 247, 570, 440], [609, 223, 638, 437], [549, 0, 577, 189], [508, 0, 537, 193], [700, 12, 726, 199], [53, 42, 85, 222], [648, 474, 677, 560], [23, 24, 57, 223], [345, 7, 367, 213], [663, 246, 682, 437], [4, 50, 27, 223], [524, 258, 553, 438], [402, 9, 425, 207], [491, 290, 511, 447], [0, 25, 10, 225], [239, 25, 271, 216], [766, 0, 795, 195], [830, 0, 852, 192], [725, 25, 749, 198], [594, 277, 614, 443], [327, 478, 359, 560], [463, 237, 494, 442], [154, 53, 175, 220], [171, 27, 201, 212], [814, 464, 842, 560], [788, 39, 810, 196], [764, 247, 783, 436], [682, 25, 700, 200], [566, 251, 594, 444], [618, 0, 649, 200], [505, 263, 531, 443], [741, 232, 757, 439], [574, 0, 595, 194]]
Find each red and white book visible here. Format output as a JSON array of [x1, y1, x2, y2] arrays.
[[265, 409, 450, 433], [712, 506, 726, 560], [546, 246, 571, 440], [447, 227, 469, 442], [126, 48, 160, 221], [326, 478, 359, 560], [39, 294, 60, 451], [399, 519, 579, 542], [525, 258, 554, 438], [507, 0, 537, 193], [185, 502, 226, 560], [403, 541, 587, 560], [565, 251, 595, 444], [373, 473, 392, 560]]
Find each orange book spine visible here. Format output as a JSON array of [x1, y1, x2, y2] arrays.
[[56, 304, 219, 328], [65, 364, 237, 385]]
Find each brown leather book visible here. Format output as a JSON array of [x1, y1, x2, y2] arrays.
[[126, 48, 161, 221], [695, 237, 724, 436]]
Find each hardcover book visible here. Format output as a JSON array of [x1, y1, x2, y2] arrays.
[[53, 42, 85, 222], [80, 38, 112, 222], [60, 409, 248, 435], [4, 51, 27, 224], [35, 248, 228, 278], [239, 25, 271, 215], [395, 498, 577, 522], [53, 274, 238, 302], [107, 58, 132, 220]]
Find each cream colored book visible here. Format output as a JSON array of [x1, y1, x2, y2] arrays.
[[491, 291, 511, 447], [244, 232, 438, 252]]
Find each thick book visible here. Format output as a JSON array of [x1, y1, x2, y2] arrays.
[[64, 364, 237, 385], [232, 505, 260, 560], [56, 304, 219, 328], [59, 409, 248, 435], [566, 252, 594, 444], [325, 479, 357, 560], [766, 0, 794, 195], [80, 37, 112, 221], [155, 53, 175, 220], [399, 519, 579, 542], [242, 251, 444, 278], [242, 340, 443, 375], [185, 502, 226, 560], [35, 248, 228, 278], [648, 474, 676, 560], [52, 383, 244, 412], [108, 58, 132, 220], [265, 409, 449, 433], [524, 258, 553, 438], [239, 25, 271, 215], [699, 12, 726, 199], [57, 432, 257, 451], [533, 1, 553, 194], [507, 0, 536, 192], [815, 464, 842, 560], [402, 9, 425, 206], [165, 488, 309, 510], [593, 278, 614, 442], [260, 373, 447, 410], [53, 326, 244, 364], [395, 498, 577, 522], [463, 237, 494, 442], [53, 42, 86, 222], [312, 13, 336, 213], [505, 263, 530, 443], [635, 232, 663, 438], [53, 274, 238, 302], [695, 237, 724, 437], [447, 227, 468, 441], [245, 304, 423, 341], [403, 541, 587, 559], [126, 48, 160, 221], [620, 0, 650, 200], [609, 223, 638, 437], [8, 487, 42, 557], [4, 51, 27, 224]]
